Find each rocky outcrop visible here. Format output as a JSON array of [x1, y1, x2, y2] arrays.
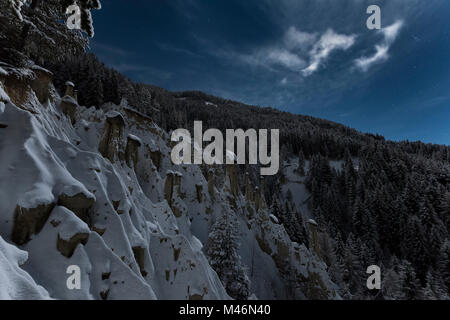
[[132, 246, 148, 277], [0, 64, 52, 107], [64, 81, 75, 98], [98, 112, 126, 163], [149, 148, 162, 170], [208, 169, 215, 199], [307, 219, 319, 255], [164, 171, 183, 217], [60, 96, 78, 125], [226, 165, 239, 196], [30, 66, 53, 104], [58, 193, 95, 226], [12, 203, 55, 245], [57, 232, 89, 258], [195, 184, 203, 203], [0, 65, 34, 108], [258, 177, 267, 210], [255, 186, 261, 212], [245, 172, 254, 202], [125, 134, 142, 169]]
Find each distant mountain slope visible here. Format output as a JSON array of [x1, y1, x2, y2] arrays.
[[39, 51, 450, 300]]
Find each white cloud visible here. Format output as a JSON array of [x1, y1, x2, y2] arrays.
[[355, 45, 389, 72], [213, 27, 355, 77], [221, 47, 306, 73], [355, 20, 404, 72], [383, 20, 404, 43], [284, 27, 317, 51], [302, 29, 356, 76], [266, 48, 306, 70]]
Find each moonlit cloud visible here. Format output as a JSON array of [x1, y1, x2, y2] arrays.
[[302, 29, 356, 76], [217, 47, 306, 72], [355, 45, 389, 72], [224, 27, 355, 77], [284, 27, 317, 51], [355, 20, 404, 72], [266, 48, 306, 70]]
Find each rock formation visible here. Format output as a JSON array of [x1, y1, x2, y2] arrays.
[[98, 111, 126, 163]]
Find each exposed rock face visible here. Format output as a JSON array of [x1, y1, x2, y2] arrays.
[[30, 66, 52, 104], [245, 172, 254, 202], [64, 81, 75, 98], [125, 134, 142, 169], [226, 164, 239, 196], [60, 96, 78, 125], [132, 246, 148, 277], [164, 171, 183, 217], [253, 213, 336, 300], [149, 148, 162, 170], [57, 232, 89, 258], [208, 169, 215, 199], [195, 184, 203, 203], [0, 68, 33, 107], [12, 203, 55, 245], [58, 193, 95, 226], [255, 186, 261, 212], [259, 177, 267, 210], [98, 112, 126, 163], [308, 219, 319, 255]]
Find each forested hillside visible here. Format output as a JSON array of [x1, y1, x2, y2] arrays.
[[41, 52, 450, 300]]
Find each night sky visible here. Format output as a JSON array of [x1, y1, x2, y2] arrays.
[[90, 0, 450, 145]]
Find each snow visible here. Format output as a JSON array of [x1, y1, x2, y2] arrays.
[[31, 65, 52, 75], [0, 235, 50, 300], [0, 82, 9, 103], [105, 110, 125, 124], [51, 206, 90, 241], [0, 66, 7, 76], [62, 95, 77, 105], [205, 101, 218, 107], [127, 134, 142, 144], [8, 0, 26, 21], [269, 214, 279, 224]]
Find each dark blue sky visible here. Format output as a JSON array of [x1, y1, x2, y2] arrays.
[[90, 0, 450, 145]]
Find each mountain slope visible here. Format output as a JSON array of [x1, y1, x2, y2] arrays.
[[0, 62, 338, 300]]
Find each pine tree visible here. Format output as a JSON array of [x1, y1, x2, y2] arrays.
[[437, 240, 450, 292], [2, 0, 102, 64], [7, 0, 26, 20], [419, 269, 449, 300], [297, 150, 305, 176], [397, 260, 421, 300], [206, 210, 251, 300]]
